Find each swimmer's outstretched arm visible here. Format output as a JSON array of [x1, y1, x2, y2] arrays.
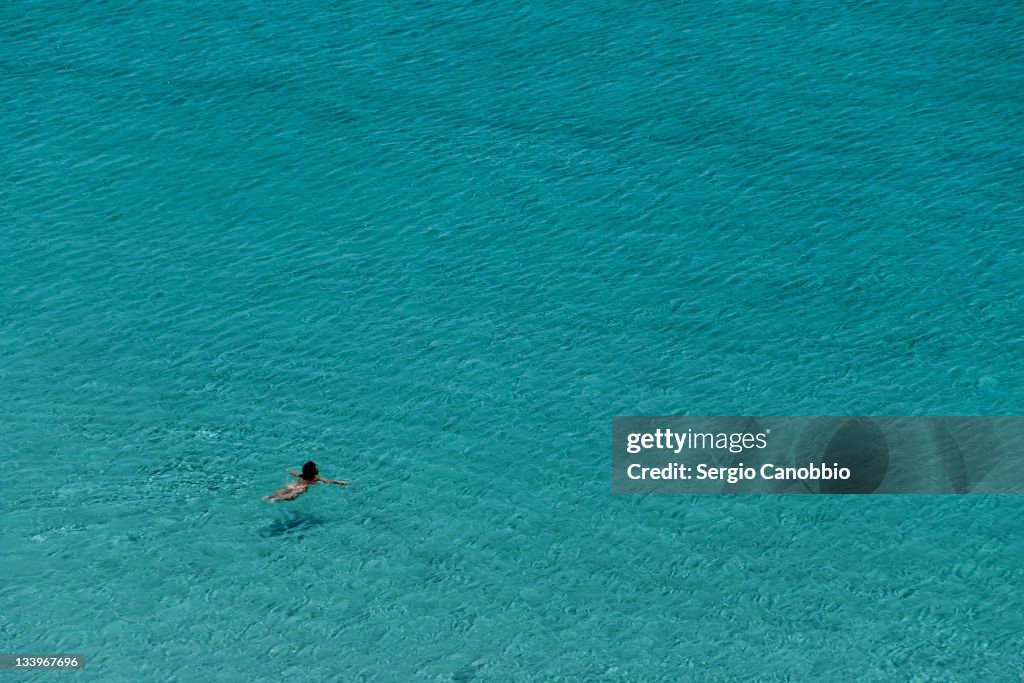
[[287, 470, 301, 477], [316, 476, 350, 485]]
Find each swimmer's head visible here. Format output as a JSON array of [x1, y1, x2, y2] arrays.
[[301, 460, 319, 481]]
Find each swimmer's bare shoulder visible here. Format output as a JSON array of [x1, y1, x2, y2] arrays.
[[295, 468, 349, 486]]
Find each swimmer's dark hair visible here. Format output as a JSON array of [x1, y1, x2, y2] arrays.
[[301, 460, 319, 481]]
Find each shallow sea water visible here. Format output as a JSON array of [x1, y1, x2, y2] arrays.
[[1, 1, 1022, 680]]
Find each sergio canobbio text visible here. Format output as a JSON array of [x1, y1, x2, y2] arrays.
[[625, 427, 851, 483]]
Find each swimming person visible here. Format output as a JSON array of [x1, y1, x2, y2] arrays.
[[263, 460, 349, 502]]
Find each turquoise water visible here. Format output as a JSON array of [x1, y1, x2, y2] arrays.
[[2, 1, 1022, 680]]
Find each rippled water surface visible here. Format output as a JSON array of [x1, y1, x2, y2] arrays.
[[2, 1, 1022, 680]]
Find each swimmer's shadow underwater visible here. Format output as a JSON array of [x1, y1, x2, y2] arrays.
[[259, 510, 328, 538]]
